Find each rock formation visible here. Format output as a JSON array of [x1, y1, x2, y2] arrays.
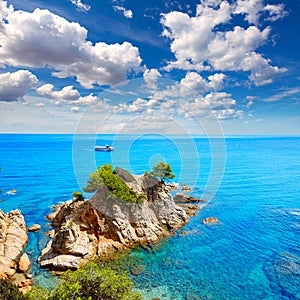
[[27, 224, 41, 232], [174, 193, 206, 204], [0, 209, 28, 279], [18, 253, 31, 273], [201, 217, 219, 224], [39, 169, 200, 271]]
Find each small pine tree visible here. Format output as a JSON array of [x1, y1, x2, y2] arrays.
[[151, 162, 175, 182]]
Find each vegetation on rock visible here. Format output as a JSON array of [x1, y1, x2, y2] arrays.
[[83, 164, 143, 203], [0, 279, 26, 300], [150, 162, 175, 182], [72, 191, 84, 201], [27, 262, 141, 300]]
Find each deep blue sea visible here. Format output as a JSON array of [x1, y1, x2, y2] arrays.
[[0, 134, 299, 299]]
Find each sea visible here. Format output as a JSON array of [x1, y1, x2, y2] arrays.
[[0, 134, 299, 300]]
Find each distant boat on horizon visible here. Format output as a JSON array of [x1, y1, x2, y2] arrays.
[[94, 145, 115, 152]]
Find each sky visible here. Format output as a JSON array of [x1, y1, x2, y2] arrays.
[[0, 0, 299, 135]]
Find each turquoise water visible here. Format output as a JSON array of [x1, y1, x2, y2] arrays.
[[0, 134, 299, 299]]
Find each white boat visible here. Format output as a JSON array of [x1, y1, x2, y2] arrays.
[[94, 145, 115, 152]]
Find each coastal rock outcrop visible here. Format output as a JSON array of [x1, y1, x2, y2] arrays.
[[39, 169, 198, 271], [0, 209, 28, 279]]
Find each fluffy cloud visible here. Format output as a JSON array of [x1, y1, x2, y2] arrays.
[[113, 96, 177, 116], [180, 92, 244, 120], [246, 95, 256, 108], [143, 69, 162, 90], [151, 71, 226, 99], [0, 3, 142, 88], [113, 6, 133, 18], [161, 0, 287, 85], [36, 84, 80, 100], [0, 70, 38, 101], [70, 0, 91, 12], [179, 72, 225, 96], [234, 0, 287, 25], [114, 87, 242, 121], [70, 106, 80, 113], [36, 83, 99, 105]]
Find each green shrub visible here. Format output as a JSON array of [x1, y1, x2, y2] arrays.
[[0, 279, 27, 300], [83, 164, 143, 203], [27, 262, 141, 300], [26, 286, 49, 300], [72, 191, 84, 201]]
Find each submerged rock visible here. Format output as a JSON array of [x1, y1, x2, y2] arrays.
[[39, 170, 193, 271], [263, 252, 300, 299]]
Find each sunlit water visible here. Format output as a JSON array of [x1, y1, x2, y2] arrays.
[[0, 134, 299, 299]]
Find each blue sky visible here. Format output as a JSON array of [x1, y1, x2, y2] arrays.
[[0, 0, 299, 134]]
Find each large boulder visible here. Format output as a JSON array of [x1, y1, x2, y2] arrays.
[[27, 224, 41, 232], [18, 253, 31, 273], [0, 209, 28, 279]]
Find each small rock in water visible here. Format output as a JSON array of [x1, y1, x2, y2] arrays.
[[181, 184, 193, 192], [174, 193, 206, 203], [201, 217, 219, 224], [28, 224, 41, 232], [180, 231, 189, 236]]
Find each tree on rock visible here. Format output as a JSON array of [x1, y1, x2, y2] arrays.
[[150, 162, 175, 182]]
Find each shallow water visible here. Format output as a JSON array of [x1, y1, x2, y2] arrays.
[[0, 134, 299, 299]]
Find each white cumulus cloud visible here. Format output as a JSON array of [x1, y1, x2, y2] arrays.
[[143, 69, 162, 90], [113, 6, 133, 19], [180, 92, 244, 120], [161, 0, 287, 86], [0, 3, 142, 88], [36, 83, 99, 106], [70, 0, 91, 12], [36, 84, 80, 100], [0, 70, 38, 102], [179, 72, 225, 96], [234, 0, 287, 25]]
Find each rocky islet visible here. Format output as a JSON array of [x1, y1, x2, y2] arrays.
[[0, 167, 206, 292]]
